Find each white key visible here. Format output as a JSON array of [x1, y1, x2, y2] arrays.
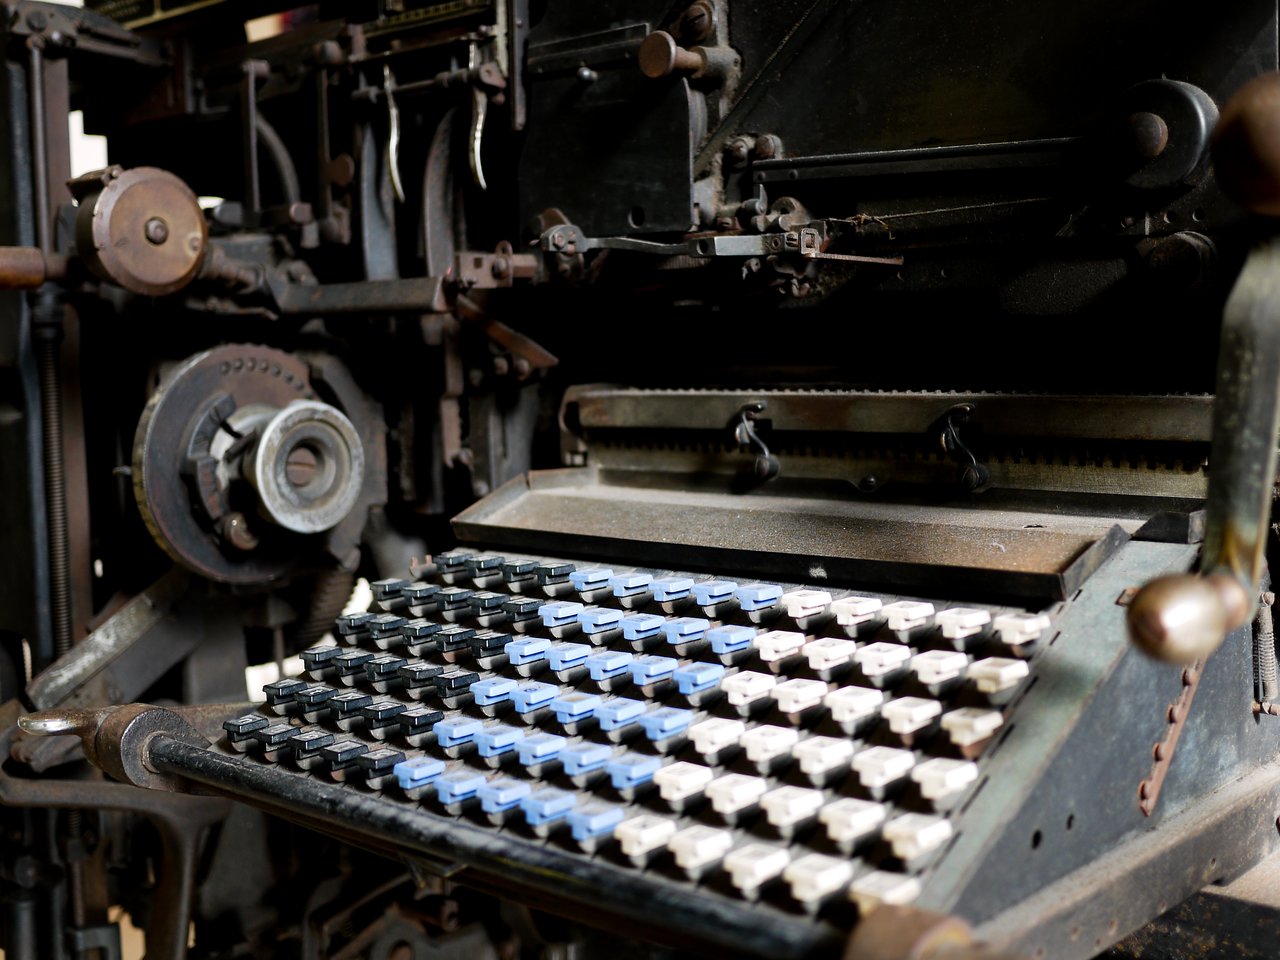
[[884, 812, 953, 860], [805, 636, 858, 671], [616, 815, 676, 857], [706, 773, 769, 814], [772, 678, 829, 714], [825, 686, 884, 723], [994, 612, 1052, 646], [725, 843, 790, 893], [849, 870, 922, 914], [910, 757, 979, 800], [668, 825, 733, 870], [794, 736, 855, 776], [882, 696, 943, 734], [854, 641, 912, 677], [935, 607, 992, 640], [721, 671, 777, 706], [911, 649, 969, 685], [783, 853, 854, 904], [689, 716, 746, 755], [754, 629, 807, 662], [760, 785, 826, 827], [653, 761, 714, 803], [739, 725, 799, 763], [781, 589, 833, 619], [967, 657, 1029, 694], [819, 797, 886, 844], [882, 600, 935, 632], [941, 706, 1004, 747], [852, 746, 915, 788], [830, 596, 883, 628]]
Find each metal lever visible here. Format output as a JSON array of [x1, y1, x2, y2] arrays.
[[1126, 239, 1280, 663]]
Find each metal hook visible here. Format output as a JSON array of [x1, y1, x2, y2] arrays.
[[735, 402, 780, 481]]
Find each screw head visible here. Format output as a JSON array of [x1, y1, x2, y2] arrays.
[[144, 217, 169, 245]]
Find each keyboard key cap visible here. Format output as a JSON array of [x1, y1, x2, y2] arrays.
[[753, 629, 807, 663], [706, 773, 768, 815], [568, 800, 625, 843], [725, 843, 789, 895], [935, 607, 992, 640], [721, 671, 776, 706], [941, 706, 1004, 747], [882, 600, 935, 632], [605, 752, 662, 790], [882, 697, 943, 735], [616, 815, 676, 857], [653, 761, 714, 803], [783, 853, 854, 905], [669, 825, 732, 871], [911, 757, 979, 801], [852, 746, 916, 789], [689, 716, 746, 756], [820, 797, 887, 845], [968, 657, 1030, 694], [884, 812, 953, 860], [805, 637, 858, 672], [849, 871, 922, 914], [760, 785, 825, 828], [771, 677, 829, 714]]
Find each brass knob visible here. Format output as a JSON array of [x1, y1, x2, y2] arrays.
[[638, 31, 704, 78], [1127, 572, 1251, 664], [1213, 71, 1280, 215]]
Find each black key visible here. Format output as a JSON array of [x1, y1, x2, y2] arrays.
[[398, 705, 444, 737], [301, 645, 342, 672], [469, 631, 512, 657], [365, 655, 408, 682], [437, 625, 477, 653], [369, 614, 408, 640], [438, 586, 474, 612], [294, 684, 338, 707], [263, 679, 307, 707], [464, 554, 505, 576], [289, 728, 335, 758], [502, 559, 538, 585], [370, 578, 410, 602], [321, 739, 368, 771], [330, 690, 373, 719], [403, 582, 441, 609], [468, 591, 508, 615], [433, 670, 479, 697], [253, 721, 295, 749], [358, 747, 407, 775], [361, 698, 407, 731], [334, 612, 374, 637], [535, 561, 575, 586], [223, 714, 268, 742], [400, 661, 444, 690], [434, 551, 472, 575], [502, 597, 542, 623], [334, 650, 374, 678]]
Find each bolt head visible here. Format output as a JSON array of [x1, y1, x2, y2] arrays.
[[144, 217, 170, 245]]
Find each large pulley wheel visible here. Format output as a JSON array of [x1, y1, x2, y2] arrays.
[[133, 344, 366, 584]]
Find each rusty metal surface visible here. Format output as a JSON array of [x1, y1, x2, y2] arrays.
[[25, 569, 189, 711], [452, 467, 1129, 600], [1137, 660, 1206, 816], [565, 387, 1216, 444]]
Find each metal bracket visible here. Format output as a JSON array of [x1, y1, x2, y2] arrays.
[[1138, 659, 1206, 816]]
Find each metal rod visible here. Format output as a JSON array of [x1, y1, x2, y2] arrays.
[[27, 42, 49, 255]]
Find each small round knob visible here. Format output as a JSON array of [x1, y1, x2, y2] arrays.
[[1127, 572, 1251, 664], [638, 31, 703, 78]]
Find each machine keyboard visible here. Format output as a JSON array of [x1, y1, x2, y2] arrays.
[[223, 550, 1056, 918]]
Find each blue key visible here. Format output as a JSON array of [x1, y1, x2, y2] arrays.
[[516, 732, 567, 767], [560, 741, 613, 776], [510, 681, 558, 714], [433, 716, 483, 749], [605, 752, 662, 789], [692, 580, 738, 605], [578, 607, 623, 635], [546, 642, 591, 671], [520, 786, 577, 826], [393, 755, 445, 790], [736, 582, 783, 611], [708, 624, 756, 654], [629, 655, 678, 685], [435, 770, 486, 804], [569, 568, 614, 592], [638, 706, 694, 741], [475, 724, 525, 758], [585, 649, 634, 681], [597, 697, 647, 731], [471, 677, 518, 707], [539, 601, 585, 628], [662, 617, 709, 645], [652, 577, 695, 602], [568, 801, 626, 842], [620, 613, 666, 642], [477, 777, 532, 813], [507, 637, 552, 666], [610, 573, 653, 598], [550, 691, 602, 723], [570, 803, 629, 839], [674, 661, 725, 695]]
